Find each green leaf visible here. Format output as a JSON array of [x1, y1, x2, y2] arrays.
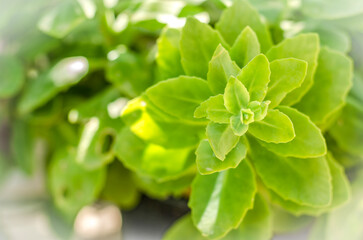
[[114, 127, 195, 182], [18, 56, 89, 115], [330, 98, 363, 156], [301, 0, 363, 19], [134, 174, 194, 200], [268, 153, 350, 216], [180, 17, 228, 79], [206, 122, 240, 160], [295, 47, 353, 126], [312, 27, 351, 53], [106, 50, 152, 97], [237, 54, 270, 102], [259, 106, 326, 158], [249, 138, 332, 207], [230, 26, 261, 67], [145, 76, 212, 122], [11, 120, 36, 175], [48, 148, 106, 219], [230, 115, 249, 136], [249, 109, 295, 143], [156, 28, 185, 80], [196, 138, 247, 175], [272, 206, 313, 234], [122, 96, 203, 148], [38, 0, 88, 38], [224, 76, 250, 114], [196, 95, 232, 124], [266, 33, 320, 105], [309, 169, 363, 240], [207, 45, 240, 94], [101, 161, 140, 210], [0, 55, 24, 98], [76, 118, 116, 170], [164, 194, 271, 240], [265, 58, 308, 108], [216, 0, 273, 52], [223, 194, 273, 240], [189, 160, 257, 239]]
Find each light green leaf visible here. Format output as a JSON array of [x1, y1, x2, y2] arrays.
[[38, 0, 88, 38], [163, 214, 206, 240], [206, 122, 240, 160], [114, 127, 195, 182], [180, 17, 228, 79], [249, 109, 295, 143], [101, 161, 140, 210], [207, 45, 240, 94], [156, 28, 185, 80], [199, 95, 232, 124], [134, 174, 194, 200], [216, 0, 273, 52], [189, 160, 256, 239], [301, 0, 363, 19], [48, 148, 106, 219], [196, 138, 247, 175], [272, 206, 313, 234], [230, 26, 261, 67], [330, 97, 363, 156], [265, 58, 308, 108], [223, 194, 273, 240], [18, 56, 89, 115], [312, 27, 351, 53], [266, 33, 320, 105], [259, 106, 326, 158], [230, 115, 249, 136], [309, 169, 363, 240], [145, 76, 212, 122], [224, 76, 250, 114], [269, 153, 350, 216], [122, 96, 203, 148], [295, 47, 353, 126], [237, 54, 270, 102], [0, 55, 24, 98], [249, 138, 332, 207], [165, 194, 271, 240]]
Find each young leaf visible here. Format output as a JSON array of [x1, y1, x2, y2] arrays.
[[265, 58, 308, 108], [0, 55, 24, 98], [180, 17, 228, 79], [266, 33, 320, 106], [230, 26, 261, 67], [165, 194, 271, 240], [207, 45, 240, 94], [224, 76, 250, 114], [249, 138, 332, 207], [259, 106, 326, 158], [237, 54, 270, 102], [216, 0, 273, 52], [206, 122, 240, 160], [295, 47, 353, 126], [156, 28, 185, 80], [268, 153, 351, 216], [230, 115, 249, 136], [196, 138, 247, 175], [145, 76, 212, 122], [204, 95, 232, 124], [189, 160, 257, 239], [249, 109, 295, 143]]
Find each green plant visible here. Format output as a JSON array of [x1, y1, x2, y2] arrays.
[[0, 0, 362, 239]]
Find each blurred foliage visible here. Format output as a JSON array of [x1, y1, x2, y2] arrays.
[[0, 0, 362, 239]]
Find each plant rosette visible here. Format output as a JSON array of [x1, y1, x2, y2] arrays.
[[116, 1, 353, 239]]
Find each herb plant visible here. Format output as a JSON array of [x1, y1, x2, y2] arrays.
[[0, 0, 362, 239]]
